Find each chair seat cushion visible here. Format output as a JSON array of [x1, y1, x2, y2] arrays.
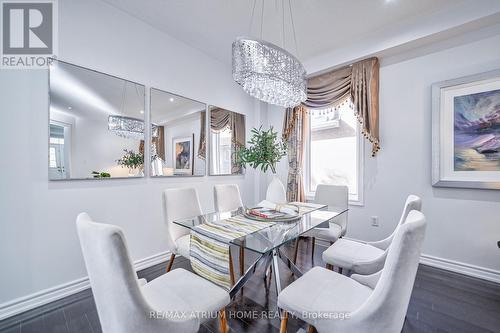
[[322, 238, 384, 270], [142, 268, 230, 323], [303, 223, 342, 242], [278, 267, 371, 325], [175, 234, 191, 258]]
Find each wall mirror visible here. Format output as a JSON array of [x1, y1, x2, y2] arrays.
[[150, 88, 207, 177], [49, 60, 146, 180], [208, 105, 246, 175]]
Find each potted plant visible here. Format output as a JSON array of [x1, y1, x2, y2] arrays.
[[238, 126, 288, 203], [117, 149, 144, 176]]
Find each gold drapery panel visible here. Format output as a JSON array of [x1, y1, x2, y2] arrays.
[[282, 105, 308, 202], [198, 111, 206, 160], [139, 125, 165, 160], [351, 58, 380, 156], [153, 126, 165, 160]]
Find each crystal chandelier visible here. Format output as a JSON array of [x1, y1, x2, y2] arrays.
[[232, 0, 307, 108], [108, 115, 158, 140]]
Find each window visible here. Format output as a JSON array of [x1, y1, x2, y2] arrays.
[[306, 102, 364, 204], [210, 127, 232, 174]]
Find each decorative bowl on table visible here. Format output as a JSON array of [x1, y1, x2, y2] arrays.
[[243, 206, 301, 223]]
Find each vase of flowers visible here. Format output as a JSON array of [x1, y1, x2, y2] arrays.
[[117, 149, 144, 176], [238, 126, 288, 203]]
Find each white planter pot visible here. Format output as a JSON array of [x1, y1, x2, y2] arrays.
[[266, 175, 287, 204]]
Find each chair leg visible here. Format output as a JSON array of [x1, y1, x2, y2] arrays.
[[325, 263, 333, 270], [307, 324, 316, 333], [228, 248, 236, 286], [293, 238, 300, 264], [239, 246, 245, 277], [166, 253, 175, 272], [218, 308, 228, 333], [280, 311, 288, 333], [338, 267, 343, 275], [311, 237, 316, 260]]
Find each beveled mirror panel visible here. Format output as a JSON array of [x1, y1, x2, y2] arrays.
[[150, 88, 206, 177], [209, 105, 246, 175], [49, 60, 145, 180]]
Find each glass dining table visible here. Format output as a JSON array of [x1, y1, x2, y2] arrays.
[[174, 203, 348, 298]]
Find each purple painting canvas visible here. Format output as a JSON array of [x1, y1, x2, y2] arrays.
[[454, 88, 500, 171]]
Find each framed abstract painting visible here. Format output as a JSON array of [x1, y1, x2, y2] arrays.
[[173, 135, 194, 175], [432, 69, 500, 189]]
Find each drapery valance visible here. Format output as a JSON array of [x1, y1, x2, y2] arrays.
[[210, 107, 245, 146], [302, 57, 380, 156]]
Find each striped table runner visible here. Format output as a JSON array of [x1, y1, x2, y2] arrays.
[[189, 202, 319, 290]]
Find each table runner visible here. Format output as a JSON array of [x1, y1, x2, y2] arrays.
[[189, 202, 318, 290]]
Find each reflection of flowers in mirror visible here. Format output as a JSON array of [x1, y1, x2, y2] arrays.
[[117, 149, 144, 176]]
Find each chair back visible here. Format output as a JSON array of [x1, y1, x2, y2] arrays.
[[314, 184, 349, 236], [162, 187, 202, 252], [382, 195, 422, 249], [214, 184, 243, 212], [76, 213, 152, 332], [76, 213, 198, 333], [351, 210, 426, 333]]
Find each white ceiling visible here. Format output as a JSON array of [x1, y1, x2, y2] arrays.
[[150, 88, 205, 124], [102, 0, 500, 68], [50, 61, 145, 120]]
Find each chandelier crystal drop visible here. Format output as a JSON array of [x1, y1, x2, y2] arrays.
[[232, 37, 307, 108], [108, 115, 158, 140]]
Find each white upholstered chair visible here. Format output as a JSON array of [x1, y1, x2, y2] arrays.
[[162, 187, 203, 272], [278, 210, 426, 333], [294, 185, 348, 263], [214, 184, 245, 277], [322, 194, 422, 275], [214, 184, 244, 213], [76, 213, 230, 333]]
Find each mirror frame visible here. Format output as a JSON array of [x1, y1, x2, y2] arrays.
[[48, 59, 146, 181], [149, 87, 208, 178]]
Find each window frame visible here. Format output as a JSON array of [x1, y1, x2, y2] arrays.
[[304, 107, 365, 206]]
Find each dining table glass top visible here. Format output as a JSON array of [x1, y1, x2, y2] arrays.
[[173, 203, 348, 254]]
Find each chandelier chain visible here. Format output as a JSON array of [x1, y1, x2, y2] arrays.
[[288, 0, 299, 57], [282, 0, 285, 48], [248, 0, 257, 35], [260, 0, 264, 39]]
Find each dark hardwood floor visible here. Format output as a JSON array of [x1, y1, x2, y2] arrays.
[[1, 239, 500, 333]]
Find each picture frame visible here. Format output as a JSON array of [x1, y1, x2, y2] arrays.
[[173, 134, 194, 175], [432, 69, 500, 190]]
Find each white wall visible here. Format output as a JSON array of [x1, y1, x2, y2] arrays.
[[267, 32, 500, 276], [0, 0, 259, 306]]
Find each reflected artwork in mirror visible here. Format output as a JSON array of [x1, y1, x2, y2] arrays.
[[49, 60, 146, 180], [150, 88, 206, 177], [208, 105, 246, 175]]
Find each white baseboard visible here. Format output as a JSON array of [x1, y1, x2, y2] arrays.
[[419, 254, 500, 284], [342, 236, 500, 284], [0, 251, 171, 321]]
